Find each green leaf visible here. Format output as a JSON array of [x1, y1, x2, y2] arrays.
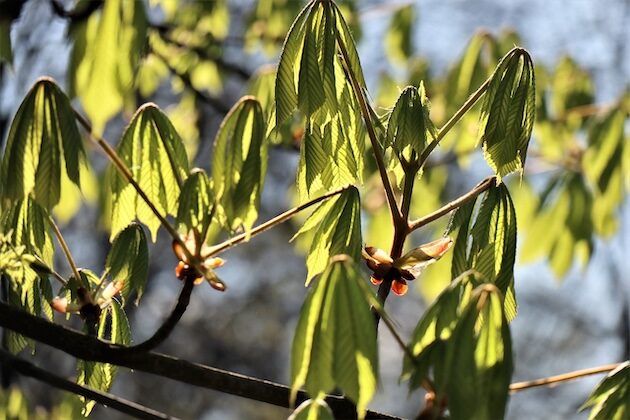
[[70, 0, 147, 134], [0, 21, 12, 65], [109, 103, 189, 241], [77, 299, 131, 415], [176, 168, 215, 240], [551, 56, 595, 117], [275, 2, 312, 126], [580, 362, 628, 420], [292, 187, 362, 284], [384, 5, 415, 65], [212, 97, 267, 232], [448, 183, 518, 318], [386, 82, 436, 162], [106, 223, 148, 305], [0, 78, 86, 210], [291, 256, 378, 419], [441, 285, 513, 420], [289, 398, 334, 420], [479, 48, 535, 181]]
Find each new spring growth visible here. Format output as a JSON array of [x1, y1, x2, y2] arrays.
[[362, 237, 453, 296], [172, 231, 225, 291]]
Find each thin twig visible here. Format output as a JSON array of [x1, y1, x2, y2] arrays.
[[509, 363, 623, 392], [48, 215, 81, 285], [408, 176, 496, 233], [203, 184, 352, 258], [0, 349, 177, 420], [418, 77, 492, 168], [0, 301, 400, 419], [336, 32, 402, 226], [122, 277, 195, 353]]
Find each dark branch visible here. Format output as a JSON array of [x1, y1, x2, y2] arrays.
[[0, 302, 400, 419], [0, 349, 177, 420], [123, 277, 195, 353]]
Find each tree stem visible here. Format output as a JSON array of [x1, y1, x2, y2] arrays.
[[509, 362, 624, 392], [48, 214, 81, 285]]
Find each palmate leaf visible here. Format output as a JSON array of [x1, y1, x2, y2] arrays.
[[106, 223, 148, 305], [291, 256, 377, 419], [440, 285, 513, 420], [77, 299, 131, 416], [0, 78, 86, 211], [449, 183, 518, 319], [109, 103, 189, 241], [386, 82, 436, 162], [292, 187, 362, 284], [212, 97, 267, 233], [479, 48, 535, 181], [580, 362, 629, 420], [70, 0, 147, 134]]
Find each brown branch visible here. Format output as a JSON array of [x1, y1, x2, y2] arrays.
[[509, 363, 624, 393], [0, 349, 177, 420], [122, 277, 195, 353], [203, 184, 353, 258], [408, 176, 496, 233], [0, 302, 399, 419]]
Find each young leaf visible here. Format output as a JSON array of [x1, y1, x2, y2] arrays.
[[77, 299, 131, 415], [109, 103, 189, 241], [106, 223, 148, 305], [440, 284, 513, 420], [291, 256, 378, 419], [176, 169, 216, 239], [450, 183, 518, 319], [292, 187, 362, 284], [580, 361, 628, 420], [386, 82, 436, 163], [212, 97, 267, 233], [479, 48, 535, 181], [70, 0, 147, 134], [0, 78, 86, 210]]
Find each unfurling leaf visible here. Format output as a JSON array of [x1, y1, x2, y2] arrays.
[[212, 97, 267, 232], [386, 83, 436, 163], [1, 78, 86, 210], [580, 361, 628, 420], [292, 187, 362, 284], [176, 169, 216, 240], [449, 182, 518, 319], [109, 103, 189, 241], [291, 256, 378, 419], [106, 223, 148, 305], [479, 48, 535, 181]]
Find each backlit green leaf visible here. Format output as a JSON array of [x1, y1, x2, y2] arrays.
[[70, 0, 147, 134], [291, 256, 377, 419], [1, 78, 86, 210], [384, 5, 415, 65], [176, 169, 216, 240], [292, 187, 362, 284], [109, 103, 189, 241], [479, 48, 535, 181], [580, 361, 628, 420], [289, 398, 334, 420], [106, 223, 148, 305], [212, 97, 267, 232]]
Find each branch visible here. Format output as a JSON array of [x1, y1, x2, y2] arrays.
[[509, 363, 624, 393], [418, 77, 491, 168], [48, 214, 81, 286], [0, 349, 176, 420], [408, 176, 496, 233], [335, 33, 402, 226], [122, 277, 195, 353], [0, 302, 399, 419], [203, 184, 352, 258]]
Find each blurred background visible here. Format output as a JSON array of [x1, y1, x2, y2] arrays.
[[0, 0, 629, 419]]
